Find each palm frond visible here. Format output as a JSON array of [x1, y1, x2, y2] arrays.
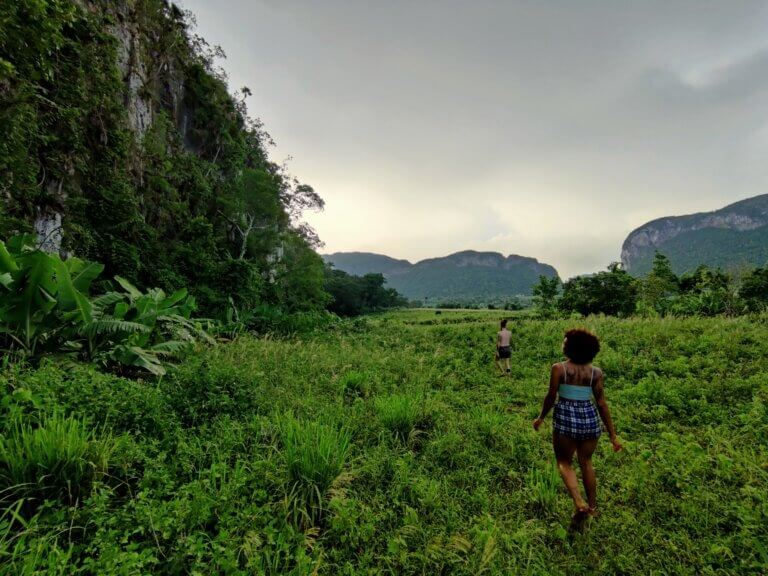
[[90, 291, 125, 310], [150, 340, 191, 357], [88, 319, 151, 336]]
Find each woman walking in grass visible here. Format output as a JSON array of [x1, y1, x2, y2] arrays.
[[496, 319, 512, 376], [533, 329, 622, 526]]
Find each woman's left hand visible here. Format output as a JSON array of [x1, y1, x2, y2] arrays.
[[532, 418, 543, 431]]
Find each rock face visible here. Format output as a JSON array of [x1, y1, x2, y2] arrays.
[[107, 1, 189, 145], [621, 194, 768, 274], [324, 250, 558, 302]]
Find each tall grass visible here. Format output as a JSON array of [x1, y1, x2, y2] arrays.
[[0, 413, 118, 506], [376, 394, 422, 442], [526, 465, 562, 515], [339, 370, 368, 399], [279, 416, 350, 528]]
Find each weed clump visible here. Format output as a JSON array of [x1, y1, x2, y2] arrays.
[[376, 394, 427, 443], [339, 370, 368, 400], [0, 412, 119, 507], [279, 416, 350, 528]]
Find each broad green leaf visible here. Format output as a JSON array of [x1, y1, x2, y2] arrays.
[[5, 234, 37, 256], [91, 291, 125, 311], [53, 257, 93, 325], [151, 340, 190, 357], [113, 301, 130, 319], [3, 251, 57, 350], [159, 288, 188, 310], [121, 346, 166, 376], [0, 240, 19, 274], [65, 257, 103, 293], [88, 319, 151, 336], [114, 276, 142, 299]]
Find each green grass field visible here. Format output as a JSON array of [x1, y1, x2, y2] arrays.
[[1, 310, 767, 574]]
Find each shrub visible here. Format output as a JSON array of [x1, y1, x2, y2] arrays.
[[279, 416, 350, 528]]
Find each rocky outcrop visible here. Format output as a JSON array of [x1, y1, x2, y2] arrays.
[[111, 8, 153, 140], [621, 194, 768, 273]]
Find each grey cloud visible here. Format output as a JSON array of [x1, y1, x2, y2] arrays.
[[181, 0, 768, 277]]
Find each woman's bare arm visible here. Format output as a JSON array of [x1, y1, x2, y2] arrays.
[[592, 370, 622, 451], [533, 364, 560, 430]]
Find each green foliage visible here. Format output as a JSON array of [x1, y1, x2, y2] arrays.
[[279, 416, 351, 528], [324, 267, 407, 317], [560, 262, 639, 316], [740, 266, 768, 312], [0, 1, 328, 319], [637, 255, 745, 318], [640, 252, 679, 315], [532, 275, 561, 319], [526, 465, 561, 515], [0, 236, 209, 374], [270, 234, 330, 313], [339, 370, 369, 399], [0, 311, 766, 573], [0, 412, 119, 507], [376, 394, 426, 443]]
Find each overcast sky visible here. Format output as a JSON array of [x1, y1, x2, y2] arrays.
[[180, 0, 768, 278]]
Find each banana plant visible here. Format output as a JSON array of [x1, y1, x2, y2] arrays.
[[82, 277, 213, 375], [0, 235, 213, 375], [0, 236, 58, 354]]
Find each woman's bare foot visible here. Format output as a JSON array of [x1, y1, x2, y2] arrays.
[[569, 500, 590, 532]]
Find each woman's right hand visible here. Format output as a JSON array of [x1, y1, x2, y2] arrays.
[[610, 436, 623, 452]]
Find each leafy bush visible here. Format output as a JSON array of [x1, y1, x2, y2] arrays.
[[560, 263, 639, 316], [324, 267, 407, 317], [740, 266, 768, 312], [243, 304, 340, 335], [0, 236, 210, 374]]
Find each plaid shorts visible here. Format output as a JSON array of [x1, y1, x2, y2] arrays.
[[553, 399, 602, 440]]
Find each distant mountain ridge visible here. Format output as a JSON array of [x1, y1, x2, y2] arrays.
[[323, 250, 558, 302], [621, 194, 768, 275], [321, 252, 412, 277]]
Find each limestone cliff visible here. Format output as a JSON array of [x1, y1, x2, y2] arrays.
[[621, 195, 768, 274]]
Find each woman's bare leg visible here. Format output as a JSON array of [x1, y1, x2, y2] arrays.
[[576, 438, 599, 510], [553, 433, 587, 510]]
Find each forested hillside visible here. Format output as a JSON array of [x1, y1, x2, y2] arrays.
[[0, 0, 327, 315], [622, 194, 768, 275], [325, 250, 558, 304]]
